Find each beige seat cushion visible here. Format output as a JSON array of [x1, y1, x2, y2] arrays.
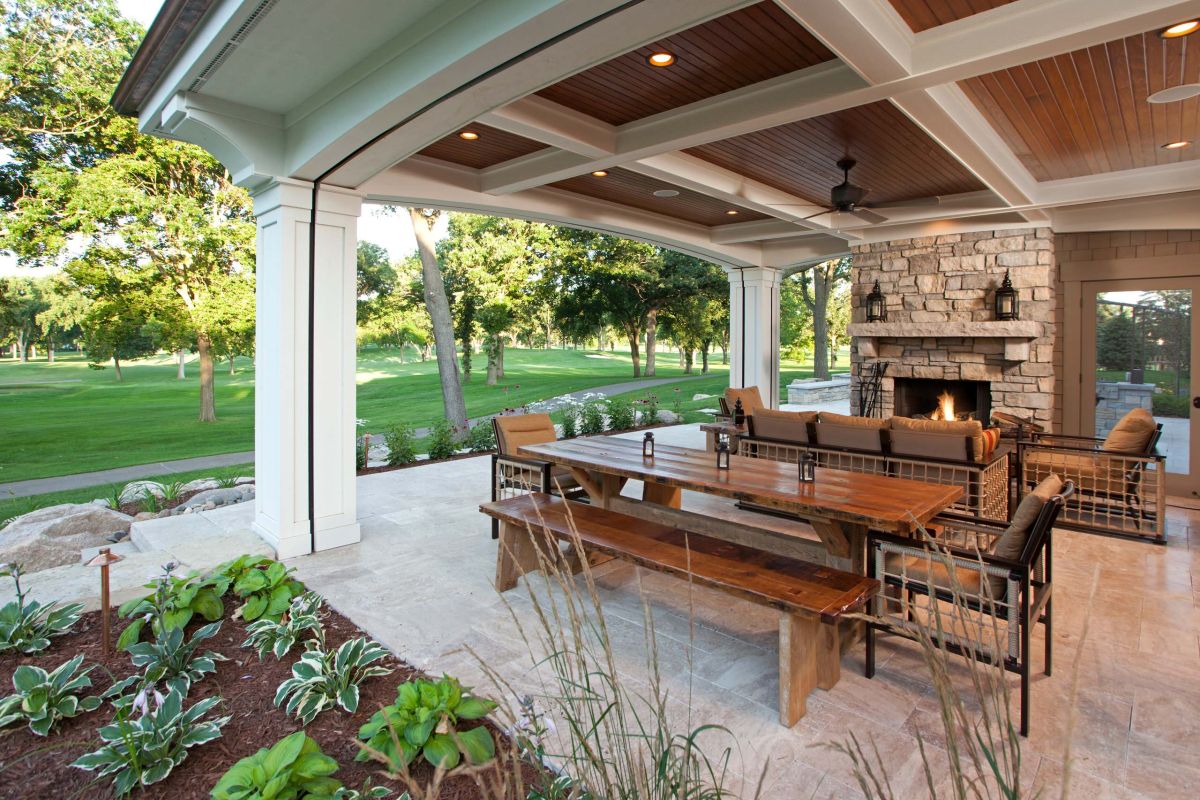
[[494, 413, 557, 455], [749, 408, 815, 443], [1102, 407, 1157, 454], [724, 386, 765, 416], [884, 552, 983, 594], [1023, 449, 1127, 494], [891, 416, 985, 462], [815, 412, 886, 452]]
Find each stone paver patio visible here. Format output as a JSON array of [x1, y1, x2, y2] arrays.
[[283, 424, 1200, 800]]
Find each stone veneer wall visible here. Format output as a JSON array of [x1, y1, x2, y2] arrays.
[[849, 228, 1058, 427]]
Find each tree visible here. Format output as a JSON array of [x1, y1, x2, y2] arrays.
[[357, 252, 430, 359], [797, 257, 851, 379], [408, 207, 468, 432], [780, 274, 814, 361], [36, 273, 90, 362], [0, 277, 46, 361], [658, 255, 727, 375], [1097, 313, 1142, 371]]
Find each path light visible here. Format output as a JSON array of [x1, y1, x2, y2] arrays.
[[643, 431, 655, 458], [87, 547, 124, 654]]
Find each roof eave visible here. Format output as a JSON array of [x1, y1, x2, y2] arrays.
[[111, 0, 218, 117]]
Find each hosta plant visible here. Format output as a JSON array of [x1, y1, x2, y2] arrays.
[[0, 562, 83, 654], [242, 591, 324, 660], [116, 561, 227, 649], [356, 676, 496, 771], [218, 555, 305, 622], [274, 632, 391, 724], [0, 654, 102, 735], [72, 686, 229, 796], [109, 621, 227, 701], [211, 730, 341, 800]]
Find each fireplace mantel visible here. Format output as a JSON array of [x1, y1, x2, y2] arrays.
[[848, 321, 1043, 361]]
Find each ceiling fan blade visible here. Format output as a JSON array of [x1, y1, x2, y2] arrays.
[[849, 208, 888, 224], [797, 209, 833, 222]]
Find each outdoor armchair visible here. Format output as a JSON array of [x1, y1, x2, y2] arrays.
[[490, 413, 585, 539], [866, 475, 1073, 737]]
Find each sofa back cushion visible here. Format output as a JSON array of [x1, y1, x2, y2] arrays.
[[888, 429, 971, 462], [815, 412, 887, 452], [494, 413, 557, 455], [891, 416, 988, 462], [749, 409, 815, 443], [1102, 407, 1157, 454]]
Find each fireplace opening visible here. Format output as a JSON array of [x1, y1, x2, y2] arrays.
[[893, 378, 991, 422]]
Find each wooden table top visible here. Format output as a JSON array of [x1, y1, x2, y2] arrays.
[[520, 436, 962, 534]]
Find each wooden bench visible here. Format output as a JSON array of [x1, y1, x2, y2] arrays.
[[479, 493, 879, 726]]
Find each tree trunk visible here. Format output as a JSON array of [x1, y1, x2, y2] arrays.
[[684, 348, 693, 374], [626, 326, 642, 377], [17, 331, 27, 362], [198, 333, 217, 422], [29, 344, 36, 360], [409, 207, 468, 431], [701, 342, 710, 374], [177, 349, 187, 379], [597, 326, 605, 352], [229, 355, 236, 374], [47, 338, 55, 364], [113, 356, 122, 381], [644, 309, 658, 377]]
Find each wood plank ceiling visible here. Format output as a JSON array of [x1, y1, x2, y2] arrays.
[[685, 100, 987, 205], [535, 1, 834, 126], [548, 168, 769, 226], [960, 28, 1200, 181], [886, 0, 1018, 32], [416, 123, 546, 169]]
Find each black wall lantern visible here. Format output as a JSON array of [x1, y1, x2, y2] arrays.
[[994, 271, 1019, 321], [866, 280, 887, 322], [798, 452, 816, 483], [643, 431, 655, 458], [716, 440, 731, 470]]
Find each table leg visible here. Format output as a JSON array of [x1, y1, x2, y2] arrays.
[[642, 482, 682, 508]]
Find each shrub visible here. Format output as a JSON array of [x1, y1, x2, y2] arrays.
[[101, 483, 125, 510], [140, 489, 161, 514], [560, 405, 578, 438], [0, 562, 83, 654], [275, 632, 392, 724], [215, 473, 240, 489], [110, 621, 227, 699], [242, 591, 324, 660], [465, 421, 496, 453], [642, 392, 660, 424], [356, 675, 496, 771], [72, 686, 230, 796], [356, 436, 369, 470], [159, 481, 185, 501], [117, 562, 226, 649], [671, 387, 684, 415], [1153, 393, 1189, 418], [216, 554, 305, 622], [579, 398, 606, 435], [383, 422, 418, 466], [0, 655, 102, 736], [606, 396, 636, 430], [211, 730, 340, 800], [426, 419, 459, 460]]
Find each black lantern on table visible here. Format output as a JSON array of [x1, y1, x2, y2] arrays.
[[865, 280, 887, 322], [716, 440, 731, 470], [798, 452, 816, 483], [643, 431, 655, 458], [994, 270, 1019, 321]]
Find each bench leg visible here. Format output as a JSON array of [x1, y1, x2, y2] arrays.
[[495, 521, 546, 592], [816, 623, 841, 690], [779, 613, 821, 726]]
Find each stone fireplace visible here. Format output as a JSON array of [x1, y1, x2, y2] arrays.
[[848, 228, 1058, 427]]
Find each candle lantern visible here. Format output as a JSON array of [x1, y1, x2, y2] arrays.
[[733, 398, 745, 426], [798, 452, 817, 483], [866, 280, 887, 322], [643, 431, 655, 458], [994, 270, 1019, 320], [716, 440, 731, 470]]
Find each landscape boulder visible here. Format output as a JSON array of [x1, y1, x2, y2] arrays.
[[119, 480, 165, 504], [0, 504, 135, 573], [170, 485, 255, 516], [180, 478, 220, 493]]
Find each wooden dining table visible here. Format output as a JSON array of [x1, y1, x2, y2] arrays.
[[519, 435, 963, 574]]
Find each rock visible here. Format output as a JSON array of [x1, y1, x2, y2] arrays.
[[90, 498, 110, 507], [691, 393, 714, 401], [180, 478, 220, 493], [234, 477, 254, 485], [119, 481, 165, 504], [655, 410, 680, 424], [79, 541, 140, 565], [133, 512, 156, 521], [171, 487, 251, 516], [0, 504, 135, 573]]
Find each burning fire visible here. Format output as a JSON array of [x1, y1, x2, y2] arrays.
[[930, 390, 956, 421]]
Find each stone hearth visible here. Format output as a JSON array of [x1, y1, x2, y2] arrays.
[[849, 228, 1057, 426]]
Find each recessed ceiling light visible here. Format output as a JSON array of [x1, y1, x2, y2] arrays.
[[726, 210, 739, 216], [647, 51, 675, 67], [1161, 19, 1199, 38], [591, 170, 608, 177], [1161, 140, 1191, 150], [1148, 83, 1200, 103], [652, 189, 680, 198], [458, 131, 479, 140]]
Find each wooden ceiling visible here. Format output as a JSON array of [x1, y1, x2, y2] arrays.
[[416, 123, 546, 169], [548, 168, 769, 226], [685, 100, 987, 206], [887, 0, 1018, 32], [961, 28, 1200, 181], [535, 2, 834, 126]]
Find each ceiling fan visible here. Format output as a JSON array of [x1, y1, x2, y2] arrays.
[[786, 158, 888, 226]]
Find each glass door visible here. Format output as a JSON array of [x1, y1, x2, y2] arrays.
[[1081, 278, 1200, 497]]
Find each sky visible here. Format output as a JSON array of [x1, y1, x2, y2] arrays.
[[0, 0, 434, 277]]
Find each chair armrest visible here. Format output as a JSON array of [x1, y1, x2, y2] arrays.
[[867, 530, 1025, 573], [495, 453, 552, 469]]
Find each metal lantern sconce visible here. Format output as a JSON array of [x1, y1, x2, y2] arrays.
[[866, 280, 887, 322], [716, 440, 731, 470], [798, 452, 816, 483], [994, 271, 1019, 321], [643, 431, 655, 458]]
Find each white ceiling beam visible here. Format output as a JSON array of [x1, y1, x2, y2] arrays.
[[712, 219, 831, 244], [1035, 161, 1200, 208], [480, 95, 615, 158], [1049, 191, 1200, 232]]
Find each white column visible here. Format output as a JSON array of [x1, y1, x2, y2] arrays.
[[252, 179, 361, 558], [728, 266, 783, 409]]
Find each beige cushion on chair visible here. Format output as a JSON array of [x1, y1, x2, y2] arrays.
[[884, 552, 983, 594], [1023, 449, 1126, 494], [749, 408, 815, 443], [494, 413, 557, 455], [1102, 407, 1157, 453], [724, 386, 765, 416], [993, 473, 1064, 563]]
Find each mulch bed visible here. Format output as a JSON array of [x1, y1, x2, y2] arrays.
[[0, 609, 532, 799]]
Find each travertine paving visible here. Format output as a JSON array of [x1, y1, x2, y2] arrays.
[[286, 425, 1198, 799]]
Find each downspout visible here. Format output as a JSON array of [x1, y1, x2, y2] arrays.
[[302, 0, 647, 552]]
